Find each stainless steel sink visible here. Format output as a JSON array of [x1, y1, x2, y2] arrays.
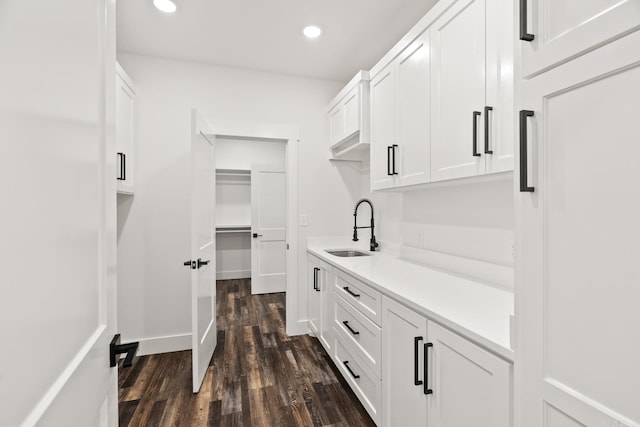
[[325, 249, 370, 257]]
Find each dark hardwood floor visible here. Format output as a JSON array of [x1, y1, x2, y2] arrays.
[[118, 278, 376, 427]]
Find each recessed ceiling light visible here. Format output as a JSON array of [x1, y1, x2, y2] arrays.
[[154, 0, 177, 13], [303, 26, 322, 39]]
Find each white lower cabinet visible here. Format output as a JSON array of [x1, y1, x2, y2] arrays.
[[426, 321, 511, 427], [381, 296, 511, 427], [307, 255, 321, 335], [309, 256, 512, 427], [333, 332, 382, 425], [307, 254, 333, 351]]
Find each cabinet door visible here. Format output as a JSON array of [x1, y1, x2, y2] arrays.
[[381, 297, 428, 427], [370, 65, 397, 190], [397, 32, 431, 187], [328, 104, 344, 146], [342, 86, 360, 139], [517, 32, 640, 427], [116, 70, 135, 193], [519, 0, 640, 78], [431, 0, 486, 182], [307, 256, 321, 335], [427, 322, 511, 427], [319, 261, 333, 352], [484, 0, 514, 174]]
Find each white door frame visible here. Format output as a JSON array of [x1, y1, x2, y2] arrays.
[[206, 119, 301, 336]]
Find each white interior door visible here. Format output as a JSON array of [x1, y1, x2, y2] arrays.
[[0, 0, 118, 425], [190, 111, 217, 393], [251, 164, 286, 294]]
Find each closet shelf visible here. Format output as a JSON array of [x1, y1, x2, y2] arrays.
[[216, 224, 251, 234]]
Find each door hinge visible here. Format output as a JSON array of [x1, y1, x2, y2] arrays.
[[110, 334, 139, 368]]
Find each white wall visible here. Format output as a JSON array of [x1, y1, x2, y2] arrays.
[[116, 53, 361, 354]]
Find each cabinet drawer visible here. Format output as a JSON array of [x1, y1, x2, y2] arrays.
[[334, 292, 381, 377], [333, 269, 381, 326], [333, 333, 381, 425]]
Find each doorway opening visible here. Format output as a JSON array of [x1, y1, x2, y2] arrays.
[[215, 136, 287, 295], [210, 120, 301, 337]]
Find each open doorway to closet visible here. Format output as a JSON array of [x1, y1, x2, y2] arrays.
[[215, 137, 287, 295]]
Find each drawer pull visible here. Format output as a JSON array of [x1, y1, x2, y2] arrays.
[[414, 336, 423, 386], [342, 320, 360, 336], [343, 286, 360, 298], [343, 361, 360, 379]]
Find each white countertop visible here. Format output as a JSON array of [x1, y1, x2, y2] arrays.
[[308, 237, 514, 361]]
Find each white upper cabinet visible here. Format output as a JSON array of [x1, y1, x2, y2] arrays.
[[431, 0, 513, 182], [370, 65, 398, 190], [370, 30, 431, 191], [116, 62, 136, 194], [430, 0, 487, 181], [396, 32, 431, 187], [519, 0, 640, 78], [327, 71, 370, 160], [368, 0, 513, 191]]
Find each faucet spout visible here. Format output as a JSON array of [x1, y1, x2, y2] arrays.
[[353, 198, 379, 252]]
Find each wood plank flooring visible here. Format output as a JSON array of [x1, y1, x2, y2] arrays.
[[118, 278, 376, 427]]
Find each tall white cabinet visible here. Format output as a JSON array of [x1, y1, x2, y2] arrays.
[[515, 3, 640, 426]]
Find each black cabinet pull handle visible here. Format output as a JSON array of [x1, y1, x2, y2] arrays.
[[414, 336, 423, 386], [519, 110, 535, 192], [387, 146, 393, 176], [424, 342, 433, 395], [520, 0, 534, 41], [117, 152, 125, 180], [343, 361, 360, 379], [342, 321, 360, 336], [313, 267, 319, 291], [392, 144, 398, 175], [472, 111, 481, 157], [122, 153, 126, 181], [252, 233, 263, 238], [484, 106, 493, 154], [343, 287, 360, 298]]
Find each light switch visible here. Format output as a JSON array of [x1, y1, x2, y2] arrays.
[[300, 214, 308, 227]]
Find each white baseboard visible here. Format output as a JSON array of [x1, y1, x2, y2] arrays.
[[216, 269, 251, 280], [133, 333, 192, 356]]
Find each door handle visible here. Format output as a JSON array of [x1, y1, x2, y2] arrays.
[[391, 144, 398, 175], [519, 110, 535, 192], [519, 0, 534, 41], [424, 342, 433, 395], [197, 258, 210, 269], [484, 106, 493, 154], [472, 111, 481, 157], [117, 152, 125, 180], [184, 260, 196, 269], [252, 233, 263, 238], [414, 336, 423, 386]]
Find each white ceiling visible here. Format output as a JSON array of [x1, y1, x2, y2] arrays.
[[116, 0, 439, 82]]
